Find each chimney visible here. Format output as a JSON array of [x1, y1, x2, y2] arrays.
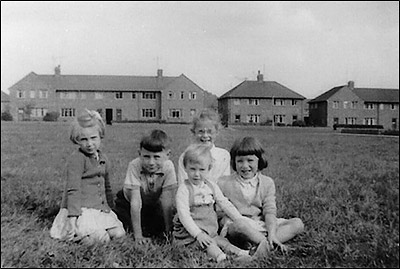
[[257, 70, 263, 82], [347, 80, 354, 89], [157, 69, 163, 78], [54, 65, 61, 75]]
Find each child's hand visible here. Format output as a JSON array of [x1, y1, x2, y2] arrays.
[[196, 232, 213, 248], [268, 234, 289, 254], [135, 236, 152, 245]]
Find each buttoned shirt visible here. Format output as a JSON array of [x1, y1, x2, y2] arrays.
[[123, 157, 177, 202]]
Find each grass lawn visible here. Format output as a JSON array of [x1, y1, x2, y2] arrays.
[[1, 121, 399, 268]]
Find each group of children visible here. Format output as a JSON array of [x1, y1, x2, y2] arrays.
[[50, 108, 304, 262]]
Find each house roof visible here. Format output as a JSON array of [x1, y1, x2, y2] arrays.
[[9, 72, 195, 92], [218, 80, 305, 99], [1, 91, 10, 102], [309, 84, 399, 103]]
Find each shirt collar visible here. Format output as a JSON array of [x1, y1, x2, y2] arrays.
[[236, 172, 259, 187]]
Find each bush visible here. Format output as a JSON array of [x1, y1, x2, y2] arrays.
[[1, 111, 13, 121], [292, 120, 306, 127], [43, 111, 59, 122]]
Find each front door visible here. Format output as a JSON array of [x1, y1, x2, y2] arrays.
[[105, 109, 113, 125]]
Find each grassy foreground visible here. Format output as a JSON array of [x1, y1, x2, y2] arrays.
[[1, 121, 399, 268]]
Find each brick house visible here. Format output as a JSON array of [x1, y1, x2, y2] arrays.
[[308, 81, 399, 130], [1, 91, 10, 113], [218, 71, 306, 125], [8, 66, 217, 123]]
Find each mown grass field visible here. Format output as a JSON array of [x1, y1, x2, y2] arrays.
[[1, 121, 399, 268]]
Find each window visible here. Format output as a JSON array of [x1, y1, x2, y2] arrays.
[[233, 99, 240, 105], [247, 114, 260, 123], [189, 92, 197, 100], [350, 101, 357, 109], [333, 117, 339, 125], [143, 92, 156, 99], [248, 99, 259, 106], [292, 99, 298, 106], [364, 118, 375, 125], [31, 108, 48, 117], [332, 101, 339, 109], [132, 93, 136, 99], [60, 108, 76, 117], [115, 92, 123, 99], [364, 103, 374, 110], [292, 115, 298, 122], [39, 90, 48, 99], [274, 114, 286, 123], [30, 90, 35, 98], [17, 90, 25, 98], [95, 92, 104, 99], [274, 99, 285, 106], [390, 104, 398, 110], [169, 109, 182, 118], [60, 92, 77, 99], [345, 117, 357, 124], [310, 103, 318, 109], [379, 104, 384, 110], [168, 91, 174, 99], [235, 114, 241, 123], [116, 109, 122, 121], [180, 91, 185, 99], [343, 101, 348, 109], [190, 109, 196, 116], [142, 109, 156, 118]]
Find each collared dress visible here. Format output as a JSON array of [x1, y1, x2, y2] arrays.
[[113, 157, 177, 234], [50, 149, 123, 241]]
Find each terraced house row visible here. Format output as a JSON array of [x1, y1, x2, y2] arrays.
[[3, 66, 399, 130]]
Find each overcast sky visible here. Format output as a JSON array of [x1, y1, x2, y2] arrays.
[[1, 1, 399, 98]]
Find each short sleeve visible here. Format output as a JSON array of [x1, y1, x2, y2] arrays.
[[123, 158, 142, 190]]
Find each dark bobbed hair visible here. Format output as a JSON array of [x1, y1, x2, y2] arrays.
[[230, 136, 268, 171], [140, 129, 171, 152]]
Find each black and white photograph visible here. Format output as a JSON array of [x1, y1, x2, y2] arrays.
[[1, 1, 399, 268]]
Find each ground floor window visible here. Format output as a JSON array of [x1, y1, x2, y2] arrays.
[[345, 117, 357, 125], [363, 117, 375, 125], [247, 114, 260, 123], [31, 108, 48, 117], [60, 108, 76, 117], [142, 108, 156, 118], [274, 114, 285, 124], [169, 109, 182, 118], [116, 109, 122, 121], [235, 114, 241, 123]]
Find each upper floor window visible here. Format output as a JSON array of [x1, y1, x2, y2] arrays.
[[310, 103, 318, 109], [233, 99, 240, 105], [343, 101, 348, 109], [30, 90, 35, 98], [95, 92, 104, 99], [189, 92, 197, 100], [17, 90, 25, 98], [60, 92, 77, 99], [248, 99, 259, 106], [379, 104, 384, 110], [39, 90, 48, 99], [274, 99, 285, 106], [180, 91, 185, 99], [168, 91, 174, 99], [332, 101, 339, 109], [364, 103, 374, 110], [132, 93, 136, 99], [390, 104, 398, 110], [291, 99, 298, 106], [115, 92, 123, 99], [143, 92, 156, 99], [350, 101, 358, 109]]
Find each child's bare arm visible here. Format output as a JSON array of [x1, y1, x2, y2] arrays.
[[126, 188, 150, 243], [160, 186, 177, 234]]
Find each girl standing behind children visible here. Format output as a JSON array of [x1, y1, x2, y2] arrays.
[[50, 109, 125, 245], [177, 108, 230, 185], [217, 136, 304, 256], [173, 144, 251, 262]]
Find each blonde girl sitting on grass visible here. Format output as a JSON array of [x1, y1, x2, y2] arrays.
[[172, 144, 251, 262], [50, 109, 125, 245]]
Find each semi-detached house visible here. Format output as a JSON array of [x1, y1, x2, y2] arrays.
[[8, 66, 217, 123], [218, 71, 307, 126]]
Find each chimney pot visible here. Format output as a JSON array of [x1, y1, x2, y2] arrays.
[[348, 80, 354, 89], [157, 69, 163, 77], [54, 65, 61, 75], [257, 70, 263, 82]]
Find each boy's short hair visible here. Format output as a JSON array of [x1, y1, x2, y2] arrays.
[[230, 136, 268, 171], [190, 108, 221, 133], [140, 129, 171, 152], [183, 143, 213, 170], [70, 109, 105, 144]]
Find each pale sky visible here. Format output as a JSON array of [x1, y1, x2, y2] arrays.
[[1, 1, 399, 99]]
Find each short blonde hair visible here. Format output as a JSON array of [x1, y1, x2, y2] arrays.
[[190, 108, 221, 134], [183, 143, 214, 170], [69, 109, 105, 144]]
